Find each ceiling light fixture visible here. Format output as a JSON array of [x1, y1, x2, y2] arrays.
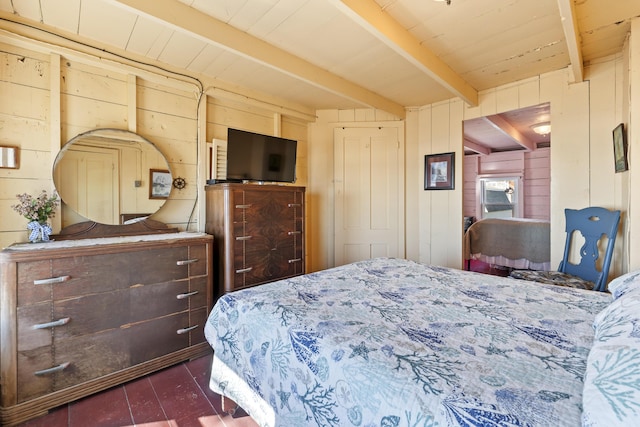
[[531, 122, 551, 135], [434, 0, 452, 4]]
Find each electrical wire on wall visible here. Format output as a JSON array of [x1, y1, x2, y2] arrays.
[[0, 15, 205, 231], [186, 90, 206, 231]]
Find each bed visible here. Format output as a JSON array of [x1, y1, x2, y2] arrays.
[[204, 257, 640, 426], [464, 218, 551, 271]]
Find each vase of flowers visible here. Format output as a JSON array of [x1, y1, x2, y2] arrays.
[[12, 190, 59, 243]]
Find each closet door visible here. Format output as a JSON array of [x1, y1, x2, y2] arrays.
[[334, 126, 404, 266]]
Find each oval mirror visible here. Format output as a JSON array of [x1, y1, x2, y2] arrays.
[[53, 128, 171, 226]]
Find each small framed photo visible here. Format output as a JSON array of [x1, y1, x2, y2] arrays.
[[424, 152, 455, 190], [149, 169, 171, 199], [613, 123, 628, 173]]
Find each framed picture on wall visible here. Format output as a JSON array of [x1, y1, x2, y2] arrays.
[[613, 123, 628, 173], [149, 169, 171, 199], [424, 152, 455, 190]]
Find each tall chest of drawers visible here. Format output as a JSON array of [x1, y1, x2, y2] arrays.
[[205, 183, 305, 296], [0, 232, 213, 426]]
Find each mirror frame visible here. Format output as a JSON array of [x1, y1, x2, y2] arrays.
[[52, 128, 177, 240]]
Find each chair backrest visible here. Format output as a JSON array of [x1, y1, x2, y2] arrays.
[[559, 207, 621, 292]]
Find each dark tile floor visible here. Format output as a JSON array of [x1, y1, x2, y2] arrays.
[[16, 352, 259, 427]]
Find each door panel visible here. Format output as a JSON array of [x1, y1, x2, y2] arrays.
[[334, 127, 403, 266], [55, 146, 119, 225]]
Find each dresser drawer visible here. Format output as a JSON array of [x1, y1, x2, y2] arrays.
[[129, 311, 191, 365], [129, 279, 190, 323], [243, 192, 296, 224], [16, 346, 54, 403], [51, 328, 130, 392], [52, 291, 129, 338], [189, 306, 208, 344], [16, 247, 192, 310], [16, 260, 56, 306], [188, 276, 209, 309], [51, 247, 190, 300], [233, 255, 299, 289], [16, 327, 129, 402], [232, 226, 299, 265], [19, 280, 192, 344], [17, 302, 54, 352], [188, 244, 209, 277]]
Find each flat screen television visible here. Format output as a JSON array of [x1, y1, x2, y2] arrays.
[[226, 128, 297, 183]]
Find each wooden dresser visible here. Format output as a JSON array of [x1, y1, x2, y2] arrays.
[[205, 183, 305, 297], [0, 232, 213, 426]]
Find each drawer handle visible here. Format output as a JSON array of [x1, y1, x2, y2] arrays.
[[176, 291, 198, 299], [288, 231, 301, 235], [288, 258, 302, 264], [33, 317, 70, 330], [288, 203, 301, 207], [177, 325, 199, 335], [235, 204, 252, 209], [236, 236, 252, 241], [34, 362, 70, 376], [176, 259, 198, 266], [33, 275, 71, 285], [236, 267, 253, 274]]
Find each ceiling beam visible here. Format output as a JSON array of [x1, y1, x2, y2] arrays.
[[557, 0, 583, 82], [484, 116, 536, 151], [464, 139, 491, 155], [0, 12, 319, 121], [329, 0, 478, 107], [109, 0, 406, 118]]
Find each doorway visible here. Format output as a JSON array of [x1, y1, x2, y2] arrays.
[[463, 103, 551, 222]]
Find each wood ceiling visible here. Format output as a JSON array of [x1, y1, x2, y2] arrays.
[[464, 103, 551, 155], [0, 0, 638, 150]]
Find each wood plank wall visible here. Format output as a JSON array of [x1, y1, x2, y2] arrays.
[[0, 41, 308, 250], [523, 148, 551, 219], [463, 147, 550, 221], [0, 42, 53, 248]]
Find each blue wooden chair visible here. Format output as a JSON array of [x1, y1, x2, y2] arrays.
[[510, 207, 621, 292]]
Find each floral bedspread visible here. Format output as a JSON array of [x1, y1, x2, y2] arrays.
[[204, 258, 611, 427]]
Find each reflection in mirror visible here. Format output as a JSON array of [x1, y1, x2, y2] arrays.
[[53, 129, 171, 227]]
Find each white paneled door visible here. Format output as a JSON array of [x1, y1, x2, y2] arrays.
[[334, 126, 404, 266], [55, 146, 119, 225]]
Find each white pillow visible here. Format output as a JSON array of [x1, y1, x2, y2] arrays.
[[607, 270, 640, 299], [582, 290, 640, 426]]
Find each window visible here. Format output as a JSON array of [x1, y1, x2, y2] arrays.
[[478, 176, 522, 219]]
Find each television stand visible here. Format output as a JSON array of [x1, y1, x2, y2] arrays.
[[205, 183, 305, 298]]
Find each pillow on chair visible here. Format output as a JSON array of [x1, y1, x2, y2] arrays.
[[509, 270, 595, 290]]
